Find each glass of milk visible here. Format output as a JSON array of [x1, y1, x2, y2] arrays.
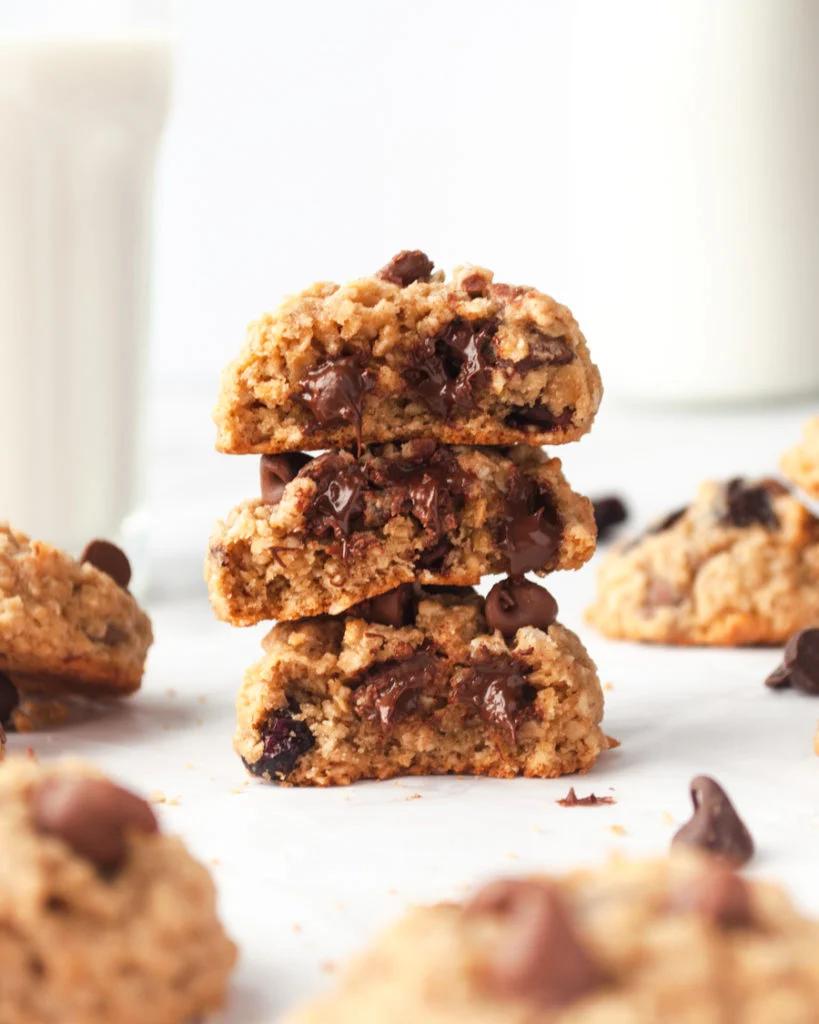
[[0, 0, 173, 589], [569, 0, 819, 404]]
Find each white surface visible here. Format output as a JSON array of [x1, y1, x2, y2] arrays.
[[0, 32, 172, 552], [5, 396, 819, 1022]]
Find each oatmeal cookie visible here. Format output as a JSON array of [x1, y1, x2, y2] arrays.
[[207, 442, 596, 625], [586, 478, 819, 645], [0, 757, 236, 1024], [0, 525, 153, 729], [781, 417, 819, 498], [235, 578, 608, 786], [213, 252, 602, 453], [287, 854, 819, 1023]]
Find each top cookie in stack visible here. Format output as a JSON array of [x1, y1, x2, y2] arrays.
[[207, 253, 601, 626]]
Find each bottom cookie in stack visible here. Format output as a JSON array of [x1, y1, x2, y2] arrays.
[[235, 578, 610, 786]]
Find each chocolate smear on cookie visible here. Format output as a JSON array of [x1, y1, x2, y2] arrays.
[[672, 775, 755, 867], [403, 317, 499, 417]]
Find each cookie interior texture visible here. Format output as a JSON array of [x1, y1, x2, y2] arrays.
[[286, 854, 819, 1022], [781, 416, 819, 499], [213, 255, 602, 453], [206, 442, 596, 625], [586, 478, 819, 645], [234, 583, 607, 786]]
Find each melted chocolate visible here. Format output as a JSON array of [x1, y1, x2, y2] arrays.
[[497, 475, 562, 576], [380, 444, 469, 536], [353, 651, 441, 729], [260, 453, 313, 505], [722, 478, 779, 530], [348, 584, 417, 628], [403, 317, 499, 416], [303, 454, 366, 554], [297, 356, 374, 449], [453, 656, 534, 746], [505, 404, 575, 431]]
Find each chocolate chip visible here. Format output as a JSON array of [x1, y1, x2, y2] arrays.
[[260, 453, 313, 505], [647, 506, 687, 534], [466, 879, 606, 1009], [297, 357, 374, 449], [767, 628, 819, 693], [348, 584, 417, 628], [80, 540, 131, 589], [246, 707, 315, 781], [557, 788, 615, 807], [497, 475, 562, 576], [484, 577, 558, 639], [515, 332, 575, 371], [353, 651, 440, 729], [764, 663, 793, 689], [672, 776, 755, 867], [722, 478, 779, 530], [31, 777, 158, 871], [454, 656, 534, 745], [303, 454, 366, 554], [0, 672, 19, 727], [592, 496, 629, 542], [415, 537, 452, 572], [504, 404, 574, 431], [404, 318, 498, 417], [377, 250, 434, 287], [669, 866, 753, 930]]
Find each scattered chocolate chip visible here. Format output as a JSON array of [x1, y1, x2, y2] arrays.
[[504, 404, 574, 432], [669, 865, 754, 929], [348, 584, 417, 628], [557, 788, 615, 807], [404, 318, 499, 417], [592, 496, 629, 542], [672, 776, 754, 867], [31, 777, 158, 872], [377, 250, 434, 287], [260, 453, 313, 505], [766, 628, 819, 693], [497, 475, 562, 576], [466, 879, 606, 1008], [246, 707, 315, 781], [484, 577, 558, 639], [647, 506, 687, 534], [80, 540, 131, 589], [454, 656, 534, 745], [297, 357, 374, 449], [353, 651, 440, 729], [0, 672, 19, 726], [722, 478, 779, 530]]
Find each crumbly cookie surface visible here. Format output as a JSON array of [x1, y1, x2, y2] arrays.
[[586, 478, 819, 645], [235, 583, 607, 786], [781, 417, 819, 498], [213, 255, 602, 453], [0, 525, 153, 718], [207, 442, 596, 625], [0, 758, 236, 1024], [288, 854, 819, 1023]]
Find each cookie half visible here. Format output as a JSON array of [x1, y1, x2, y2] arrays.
[[287, 854, 819, 1022], [587, 478, 819, 645], [213, 253, 602, 453], [781, 417, 819, 499], [235, 579, 608, 786], [0, 525, 153, 728], [0, 757, 236, 1024]]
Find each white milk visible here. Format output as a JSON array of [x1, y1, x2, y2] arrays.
[[569, 0, 819, 403], [0, 34, 172, 565]]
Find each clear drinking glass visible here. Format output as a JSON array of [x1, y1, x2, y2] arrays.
[[0, 0, 173, 592]]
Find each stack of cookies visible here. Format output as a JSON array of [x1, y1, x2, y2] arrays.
[[206, 251, 609, 785]]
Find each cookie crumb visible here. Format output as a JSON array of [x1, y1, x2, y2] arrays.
[[149, 790, 166, 804], [185, 762, 196, 771], [292, 923, 302, 933], [165, 687, 176, 698], [607, 824, 627, 836], [405, 793, 422, 801], [532, 825, 544, 834], [321, 961, 337, 974], [662, 811, 675, 826], [604, 681, 614, 692]]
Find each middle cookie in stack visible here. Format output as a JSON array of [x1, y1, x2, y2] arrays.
[[207, 252, 608, 785]]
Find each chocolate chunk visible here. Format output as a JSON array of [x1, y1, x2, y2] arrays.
[[0, 672, 19, 726], [415, 537, 452, 571], [669, 866, 753, 930], [381, 444, 469, 537], [377, 250, 434, 287], [497, 475, 562, 576], [783, 628, 819, 694], [404, 318, 499, 417], [303, 454, 366, 553], [504, 404, 574, 431], [484, 577, 558, 639], [459, 272, 489, 297], [353, 651, 440, 729], [722, 478, 779, 530], [260, 453, 313, 505], [557, 787, 615, 807], [80, 540, 131, 589], [672, 776, 755, 867], [764, 663, 793, 689], [246, 707, 315, 781], [31, 777, 158, 872], [454, 656, 534, 745], [466, 879, 606, 1008], [647, 506, 687, 534], [515, 332, 575, 371], [297, 357, 374, 448], [348, 584, 417, 628], [592, 496, 629, 542]]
